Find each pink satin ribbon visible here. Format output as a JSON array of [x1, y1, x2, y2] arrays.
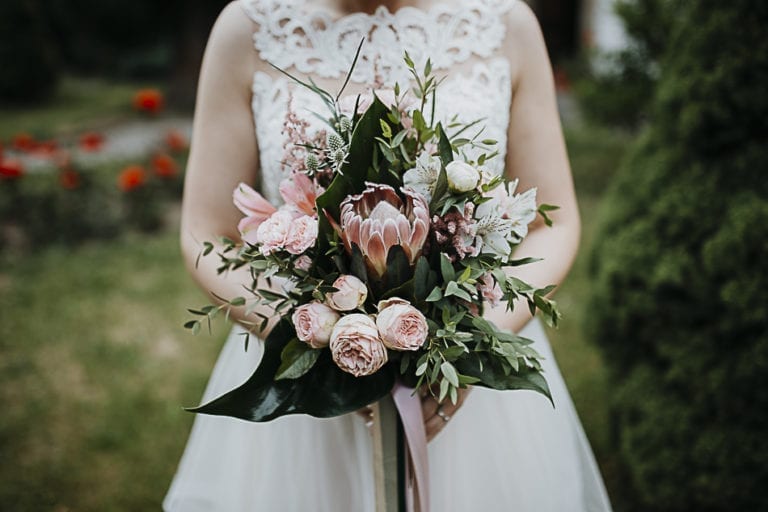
[[391, 382, 430, 512]]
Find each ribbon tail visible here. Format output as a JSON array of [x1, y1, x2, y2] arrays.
[[392, 382, 430, 512]]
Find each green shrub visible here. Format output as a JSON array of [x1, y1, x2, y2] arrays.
[[576, 0, 678, 128], [587, 1, 768, 510]]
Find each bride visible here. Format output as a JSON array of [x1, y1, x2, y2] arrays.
[[165, 0, 613, 510]]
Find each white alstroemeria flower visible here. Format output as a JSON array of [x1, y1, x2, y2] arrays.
[[403, 152, 441, 202], [475, 215, 514, 261], [476, 179, 538, 243]]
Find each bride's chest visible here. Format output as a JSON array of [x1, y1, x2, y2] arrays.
[[250, 60, 512, 203]]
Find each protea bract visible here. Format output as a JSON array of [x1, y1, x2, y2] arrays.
[[336, 183, 429, 280]]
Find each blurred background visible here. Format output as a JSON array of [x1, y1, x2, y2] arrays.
[[1, 0, 766, 510]]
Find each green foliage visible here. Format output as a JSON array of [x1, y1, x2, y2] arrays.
[[588, 1, 768, 509], [576, 0, 679, 128]]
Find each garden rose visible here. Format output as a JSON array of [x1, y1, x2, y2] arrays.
[[284, 215, 317, 255], [330, 314, 388, 377], [445, 160, 480, 193], [254, 209, 294, 253], [327, 275, 367, 311], [292, 302, 340, 348], [295, 255, 312, 272], [376, 298, 428, 351]]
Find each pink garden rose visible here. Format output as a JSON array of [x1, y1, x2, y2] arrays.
[[284, 215, 318, 255], [330, 314, 388, 377], [292, 302, 340, 348], [295, 255, 312, 272], [327, 275, 368, 311], [478, 273, 503, 307], [254, 209, 294, 253], [375, 298, 429, 351]]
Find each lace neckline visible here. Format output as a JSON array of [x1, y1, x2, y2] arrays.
[[240, 0, 517, 83]]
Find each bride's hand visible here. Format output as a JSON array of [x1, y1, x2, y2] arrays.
[[421, 386, 472, 441]]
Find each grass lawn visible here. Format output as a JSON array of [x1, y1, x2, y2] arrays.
[[0, 122, 634, 510]]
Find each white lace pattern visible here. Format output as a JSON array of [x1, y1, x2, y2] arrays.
[[240, 0, 517, 204]]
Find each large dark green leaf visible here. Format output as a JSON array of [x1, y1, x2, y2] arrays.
[[384, 245, 413, 291], [188, 320, 396, 421], [455, 352, 553, 405]]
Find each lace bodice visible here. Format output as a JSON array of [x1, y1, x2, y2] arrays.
[[239, 0, 519, 204]]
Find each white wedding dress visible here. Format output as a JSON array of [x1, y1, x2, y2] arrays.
[[164, 0, 613, 510]]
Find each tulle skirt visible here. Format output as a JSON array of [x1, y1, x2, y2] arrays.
[[163, 319, 613, 511]]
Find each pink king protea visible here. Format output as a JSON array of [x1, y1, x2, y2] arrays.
[[337, 183, 429, 280]]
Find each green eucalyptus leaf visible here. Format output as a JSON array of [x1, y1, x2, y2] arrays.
[[440, 253, 456, 282], [425, 287, 443, 302], [445, 281, 473, 302], [455, 352, 553, 405], [441, 361, 460, 387], [275, 339, 321, 380]]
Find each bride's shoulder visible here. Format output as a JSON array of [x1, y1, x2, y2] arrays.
[[501, 0, 545, 44], [499, 0, 549, 80], [201, 1, 264, 82]]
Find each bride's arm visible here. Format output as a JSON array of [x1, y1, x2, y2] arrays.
[[483, 1, 581, 335], [180, 3, 277, 337]]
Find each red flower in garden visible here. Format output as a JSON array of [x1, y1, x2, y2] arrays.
[[152, 153, 179, 178], [118, 165, 147, 191], [59, 169, 81, 190], [133, 89, 164, 114], [0, 159, 24, 180], [12, 133, 36, 152], [79, 132, 105, 152], [165, 129, 188, 153]]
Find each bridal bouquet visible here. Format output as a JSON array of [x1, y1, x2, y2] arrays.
[[187, 48, 560, 421]]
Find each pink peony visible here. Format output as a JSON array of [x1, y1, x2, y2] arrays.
[[254, 209, 294, 254], [284, 215, 318, 255], [477, 273, 503, 308], [292, 302, 340, 348], [375, 298, 429, 351], [327, 275, 368, 311], [330, 314, 388, 377]]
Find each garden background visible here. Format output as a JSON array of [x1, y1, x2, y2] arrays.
[[1, 1, 766, 511]]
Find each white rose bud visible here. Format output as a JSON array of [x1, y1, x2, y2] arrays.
[[445, 160, 480, 193], [327, 275, 368, 311]]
